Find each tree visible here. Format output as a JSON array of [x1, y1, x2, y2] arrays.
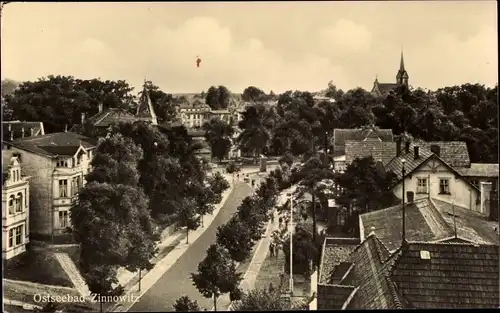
[[71, 182, 154, 312], [173, 296, 202, 312], [237, 104, 278, 163], [191, 244, 243, 311], [279, 152, 294, 167], [225, 161, 240, 174], [335, 156, 399, 215], [85, 134, 144, 186], [242, 86, 267, 102], [4, 76, 135, 133], [216, 216, 257, 262], [232, 286, 288, 311], [205, 85, 232, 110], [179, 197, 202, 244], [324, 81, 344, 101], [207, 172, 230, 196], [203, 118, 234, 162], [1, 79, 20, 98], [139, 80, 176, 122]]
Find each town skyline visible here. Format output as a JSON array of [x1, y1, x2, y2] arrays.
[[1, 1, 498, 94]]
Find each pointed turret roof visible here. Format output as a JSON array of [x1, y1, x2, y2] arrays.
[[399, 50, 405, 72], [136, 80, 158, 125]]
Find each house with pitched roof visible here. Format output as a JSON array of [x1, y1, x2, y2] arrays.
[[384, 140, 481, 214], [2, 156, 30, 260], [332, 127, 393, 172], [371, 50, 409, 97], [3, 132, 96, 241], [316, 233, 499, 309], [71, 82, 158, 137], [2, 121, 45, 141], [359, 197, 499, 252]]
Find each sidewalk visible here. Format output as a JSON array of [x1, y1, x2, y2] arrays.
[[110, 173, 236, 312], [3, 298, 42, 311], [214, 187, 295, 311]]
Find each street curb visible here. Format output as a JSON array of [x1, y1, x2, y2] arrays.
[[109, 180, 237, 313]]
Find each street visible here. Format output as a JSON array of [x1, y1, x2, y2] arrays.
[[128, 181, 254, 311]]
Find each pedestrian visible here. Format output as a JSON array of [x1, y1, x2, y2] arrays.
[[271, 213, 275, 224], [237, 173, 240, 180], [275, 242, 280, 259], [269, 242, 275, 257]]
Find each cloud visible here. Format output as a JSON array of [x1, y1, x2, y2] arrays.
[[319, 19, 373, 56]]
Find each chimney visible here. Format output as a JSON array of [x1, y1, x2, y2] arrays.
[[480, 182, 493, 214], [81, 113, 86, 124], [64, 124, 68, 132], [405, 141, 410, 154], [430, 144, 440, 157], [10, 130, 13, 141], [414, 146, 419, 160], [406, 191, 414, 203], [8, 124, 11, 132], [396, 138, 402, 157], [30, 127, 34, 136], [98, 103, 103, 113], [21, 127, 25, 138]]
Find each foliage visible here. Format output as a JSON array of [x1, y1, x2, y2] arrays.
[[203, 118, 234, 162], [279, 151, 294, 167], [208, 172, 230, 196], [205, 85, 232, 110], [216, 216, 257, 262], [191, 244, 243, 310], [225, 161, 240, 174], [4, 76, 135, 132], [232, 286, 289, 311], [242, 86, 268, 102], [173, 296, 202, 312], [335, 156, 399, 213], [139, 80, 176, 122], [1, 79, 20, 98], [85, 134, 144, 186]]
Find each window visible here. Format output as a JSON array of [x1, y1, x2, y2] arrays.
[[59, 211, 69, 228], [15, 192, 23, 212], [59, 180, 68, 198], [439, 178, 450, 194], [8, 229, 14, 247], [15, 225, 23, 245], [8, 195, 15, 214], [56, 159, 68, 167], [417, 178, 428, 194]]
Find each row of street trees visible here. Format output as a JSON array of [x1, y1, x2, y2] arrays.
[[71, 121, 230, 310]]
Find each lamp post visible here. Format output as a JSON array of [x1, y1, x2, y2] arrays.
[[401, 158, 406, 244], [287, 192, 294, 295]]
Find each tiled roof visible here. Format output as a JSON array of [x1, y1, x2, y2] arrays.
[[319, 233, 500, 309], [360, 198, 499, 252], [416, 141, 470, 168], [5, 132, 96, 157], [317, 285, 355, 310], [333, 128, 393, 155], [343, 235, 403, 309], [391, 242, 500, 308], [2, 121, 44, 140], [457, 163, 499, 178], [85, 108, 143, 127], [319, 237, 360, 284], [345, 141, 397, 165], [377, 83, 400, 94], [385, 143, 434, 180]]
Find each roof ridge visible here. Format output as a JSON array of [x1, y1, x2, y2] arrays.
[[427, 198, 456, 237], [405, 240, 499, 247], [385, 276, 404, 309]]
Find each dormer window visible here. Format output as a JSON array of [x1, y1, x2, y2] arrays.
[[56, 159, 69, 168]]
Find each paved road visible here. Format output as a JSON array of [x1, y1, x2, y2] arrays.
[[129, 181, 254, 312]]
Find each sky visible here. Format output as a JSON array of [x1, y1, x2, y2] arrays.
[[1, 1, 498, 95]]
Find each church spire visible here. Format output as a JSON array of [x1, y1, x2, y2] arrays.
[[136, 79, 158, 125], [399, 49, 405, 72], [396, 48, 409, 86]]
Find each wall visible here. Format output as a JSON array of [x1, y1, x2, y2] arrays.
[[2, 168, 30, 260], [3, 147, 54, 237], [392, 157, 480, 213]]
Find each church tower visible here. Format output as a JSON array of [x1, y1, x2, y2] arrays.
[[396, 50, 409, 86], [136, 80, 158, 125]]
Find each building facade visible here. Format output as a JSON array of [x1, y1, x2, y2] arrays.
[[3, 132, 96, 241], [2, 156, 30, 260]]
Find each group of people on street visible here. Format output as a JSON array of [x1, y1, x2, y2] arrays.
[[269, 230, 283, 258]]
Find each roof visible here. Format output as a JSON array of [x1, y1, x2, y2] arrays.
[[373, 82, 400, 95], [319, 237, 360, 284], [333, 128, 393, 155], [136, 85, 158, 124], [360, 198, 499, 252], [384, 143, 479, 192], [391, 242, 499, 308], [345, 141, 397, 165], [85, 108, 143, 127], [318, 233, 500, 309], [2, 121, 45, 140], [416, 141, 470, 168], [457, 163, 499, 178], [5, 132, 96, 157]]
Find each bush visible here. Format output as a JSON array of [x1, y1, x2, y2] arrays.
[[225, 161, 240, 174], [173, 296, 201, 312]]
